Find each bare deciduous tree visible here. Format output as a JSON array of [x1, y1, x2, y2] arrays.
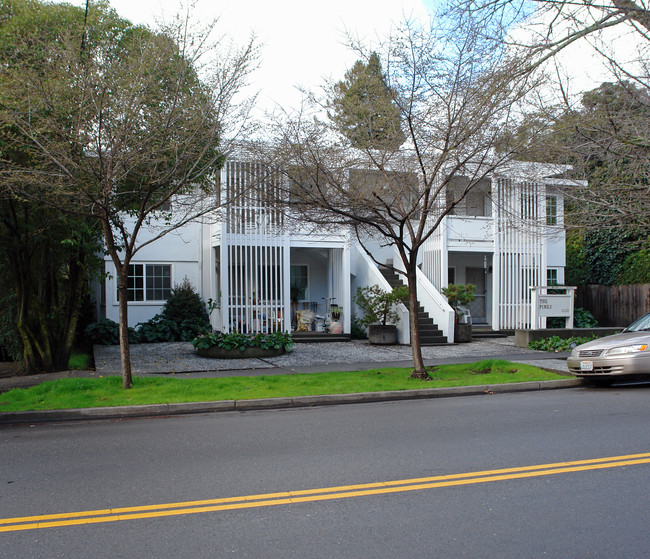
[[448, 0, 650, 233], [266, 17, 538, 379]]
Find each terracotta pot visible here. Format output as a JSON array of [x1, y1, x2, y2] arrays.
[[329, 321, 343, 334], [368, 324, 398, 345]]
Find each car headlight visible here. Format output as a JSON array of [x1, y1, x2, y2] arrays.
[[571, 348, 580, 357], [604, 344, 648, 356]]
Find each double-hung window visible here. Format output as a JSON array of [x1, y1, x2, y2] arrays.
[[124, 264, 171, 302], [546, 195, 558, 226]]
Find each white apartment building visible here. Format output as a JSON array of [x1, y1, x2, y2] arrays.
[[98, 158, 570, 343]]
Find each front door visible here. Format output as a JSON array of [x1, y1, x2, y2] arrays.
[[466, 267, 486, 324]]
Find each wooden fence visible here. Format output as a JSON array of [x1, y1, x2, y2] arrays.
[[575, 284, 650, 327]]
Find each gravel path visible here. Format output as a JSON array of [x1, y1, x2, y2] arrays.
[[93, 337, 569, 376]]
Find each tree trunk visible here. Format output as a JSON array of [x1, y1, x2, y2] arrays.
[[116, 266, 133, 390], [405, 262, 429, 380], [58, 253, 86, 367]]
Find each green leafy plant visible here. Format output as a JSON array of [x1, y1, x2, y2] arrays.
[[136, 315, 179, 343], [574, 308, 598, 328], [192, 331, 294, 352], [179, 318, 211, 342], [441, 283, 476, 322], [354, 285, 408, 326], [350, 313, 367, 339], [528, 334, 599, 352], [547, 307, 598, 329], [84, 318, 140, 345], [617, 248, 650, 284]]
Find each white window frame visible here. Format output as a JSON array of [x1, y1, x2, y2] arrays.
[[546, 195, 558, 226], [117, 263, 173, 303]]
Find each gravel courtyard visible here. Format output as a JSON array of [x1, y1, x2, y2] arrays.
[[93, 337, 569, 377]]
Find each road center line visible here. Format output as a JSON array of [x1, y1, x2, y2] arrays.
[[2, 452, 649, 533]]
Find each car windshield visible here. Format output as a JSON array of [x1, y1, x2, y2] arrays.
[[625, 313, 650, 332]]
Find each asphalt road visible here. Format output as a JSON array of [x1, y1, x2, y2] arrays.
[[1, 385, 649, 558]]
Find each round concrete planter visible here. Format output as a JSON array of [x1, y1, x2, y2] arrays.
[[197, 346, 286, 359], [368, 324, 398, 345]]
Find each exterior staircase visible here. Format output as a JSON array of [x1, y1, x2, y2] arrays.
[[379, 266, 448, 345]]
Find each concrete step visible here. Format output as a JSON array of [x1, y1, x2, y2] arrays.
[[471, 327, 514, 339], [420, 337, 449, 345], [291, 332, 351, 343]]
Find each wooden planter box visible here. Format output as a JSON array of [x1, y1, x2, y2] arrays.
[[197, 346, 286, 359]]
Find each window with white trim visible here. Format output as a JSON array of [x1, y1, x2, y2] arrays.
[[546, 195, 558, 225], [122, 264, 172, 302], [547, 268, 559, 286]]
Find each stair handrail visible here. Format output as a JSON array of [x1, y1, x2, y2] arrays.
[[392, 248, 455, 343], [353, 246, 410, 344]]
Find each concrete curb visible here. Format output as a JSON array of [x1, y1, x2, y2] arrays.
[[0, 378, 584, 425]]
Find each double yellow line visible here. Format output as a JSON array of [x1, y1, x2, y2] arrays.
[[2, 452, 649, 533]]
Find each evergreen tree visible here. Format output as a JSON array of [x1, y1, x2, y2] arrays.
[[330, 52, 405, 150]]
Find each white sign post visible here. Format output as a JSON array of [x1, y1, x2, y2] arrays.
[[530, 286, 576, 329]]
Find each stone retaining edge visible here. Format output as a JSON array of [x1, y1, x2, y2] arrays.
[[0, 379, 584, 424]]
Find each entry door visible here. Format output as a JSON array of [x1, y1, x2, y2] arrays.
[[466, 267, 486, 324]]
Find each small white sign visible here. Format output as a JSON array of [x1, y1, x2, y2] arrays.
[[537, 295, 572, 317]]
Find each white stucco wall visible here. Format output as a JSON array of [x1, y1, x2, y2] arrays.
[[101, 220, 203, 325]]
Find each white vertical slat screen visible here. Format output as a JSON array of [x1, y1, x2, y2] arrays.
[[222, 160, 286, 333], [494, 177, 545, 329]]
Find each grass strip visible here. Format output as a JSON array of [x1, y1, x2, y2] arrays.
[[0, 359, 571, 412]]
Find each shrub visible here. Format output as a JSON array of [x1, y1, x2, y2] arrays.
[[547, 307, 597, 329], [354, 285, 408, 326], [441, 283, 476, 322], [192, 331, 294, 352], [161, 277, 210, 330], [350, 313, 367, 339], [528, 334, 598, 352], [136, 315, 179, 343], [617, 248, 650, 284], [85, 318, 139, 345], [179, 318, 211, 342], [575, 308, 598, 328]]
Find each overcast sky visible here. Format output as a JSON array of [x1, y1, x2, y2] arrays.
[[67, 0, 634, 116], [69, 0, 431, 115]]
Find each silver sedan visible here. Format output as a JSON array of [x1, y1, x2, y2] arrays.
[[567, 313, 650, 383]]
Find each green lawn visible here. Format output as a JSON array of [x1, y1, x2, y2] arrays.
[[0, 359, 572, 412]]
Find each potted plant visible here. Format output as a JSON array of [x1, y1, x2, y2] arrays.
[[441, 283, 476, 343], [354, 285, 409, 344], [328, 305, 343, 334]]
